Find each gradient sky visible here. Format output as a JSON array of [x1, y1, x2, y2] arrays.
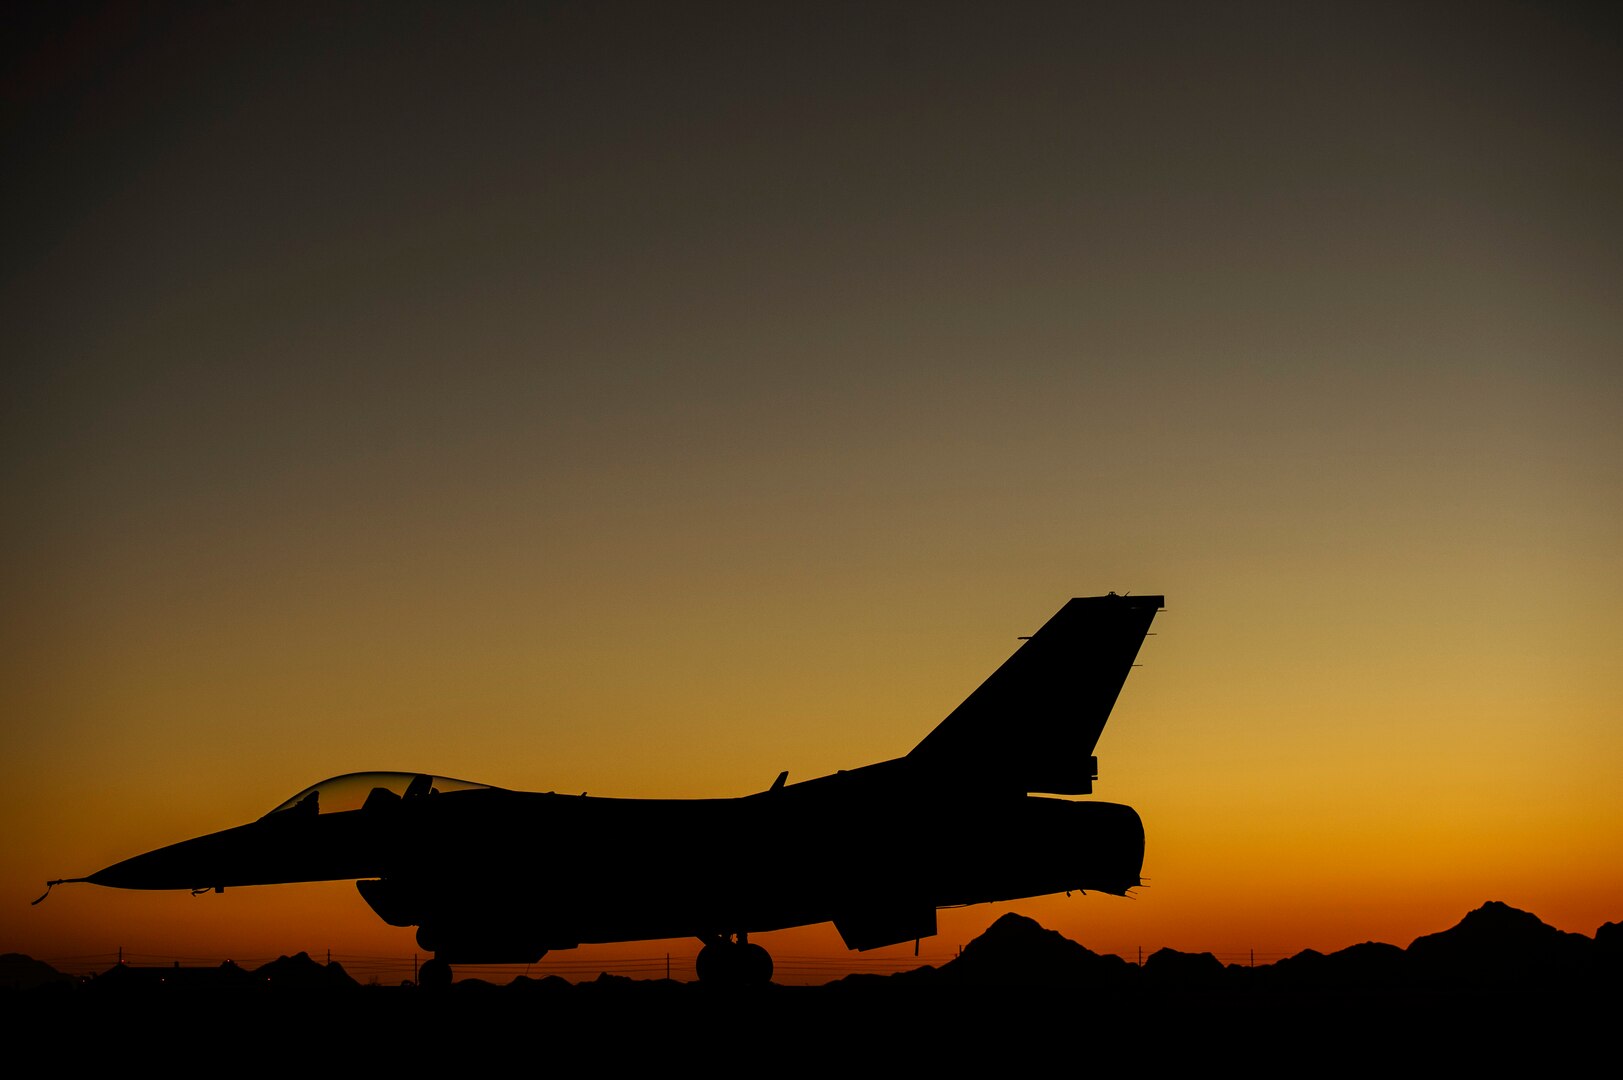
[[4, 2, 1619, 981]]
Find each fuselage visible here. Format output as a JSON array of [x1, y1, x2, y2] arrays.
[[85, 759, 1144, 962], [60, 594, 1163, 970]]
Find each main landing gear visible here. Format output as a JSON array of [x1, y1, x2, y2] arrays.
[[417, 956, 453, 990], [695, 933, 773, 987]]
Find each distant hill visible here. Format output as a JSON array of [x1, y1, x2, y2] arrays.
[[1405, 899, 1597, 985], [0, 952, 70, 990], [830, 901, 1620, 997]]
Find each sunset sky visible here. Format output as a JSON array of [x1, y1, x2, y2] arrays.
[[4, 3, 1618, 982]]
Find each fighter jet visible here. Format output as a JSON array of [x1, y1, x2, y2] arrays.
[[42, 594, 1162, 987]]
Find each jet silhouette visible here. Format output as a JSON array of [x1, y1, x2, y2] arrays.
[[44, 594, 1162, 986]]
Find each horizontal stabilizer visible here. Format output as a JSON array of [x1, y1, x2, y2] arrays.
[[908, 594, 1162, 794]]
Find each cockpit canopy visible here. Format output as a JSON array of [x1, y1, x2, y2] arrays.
[[262, 772, 495, 819]]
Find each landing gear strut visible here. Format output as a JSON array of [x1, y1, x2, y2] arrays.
[[695, 933, 773, 986]]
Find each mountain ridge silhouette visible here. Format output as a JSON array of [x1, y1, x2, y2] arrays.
[[7, 900, 1619, 995]]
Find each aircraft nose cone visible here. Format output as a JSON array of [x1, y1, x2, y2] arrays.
[[87, 827, 249, 890], [84, 810, 388, 890]]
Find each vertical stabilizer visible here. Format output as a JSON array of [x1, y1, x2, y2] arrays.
[[908, 594, 1162, 794]]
